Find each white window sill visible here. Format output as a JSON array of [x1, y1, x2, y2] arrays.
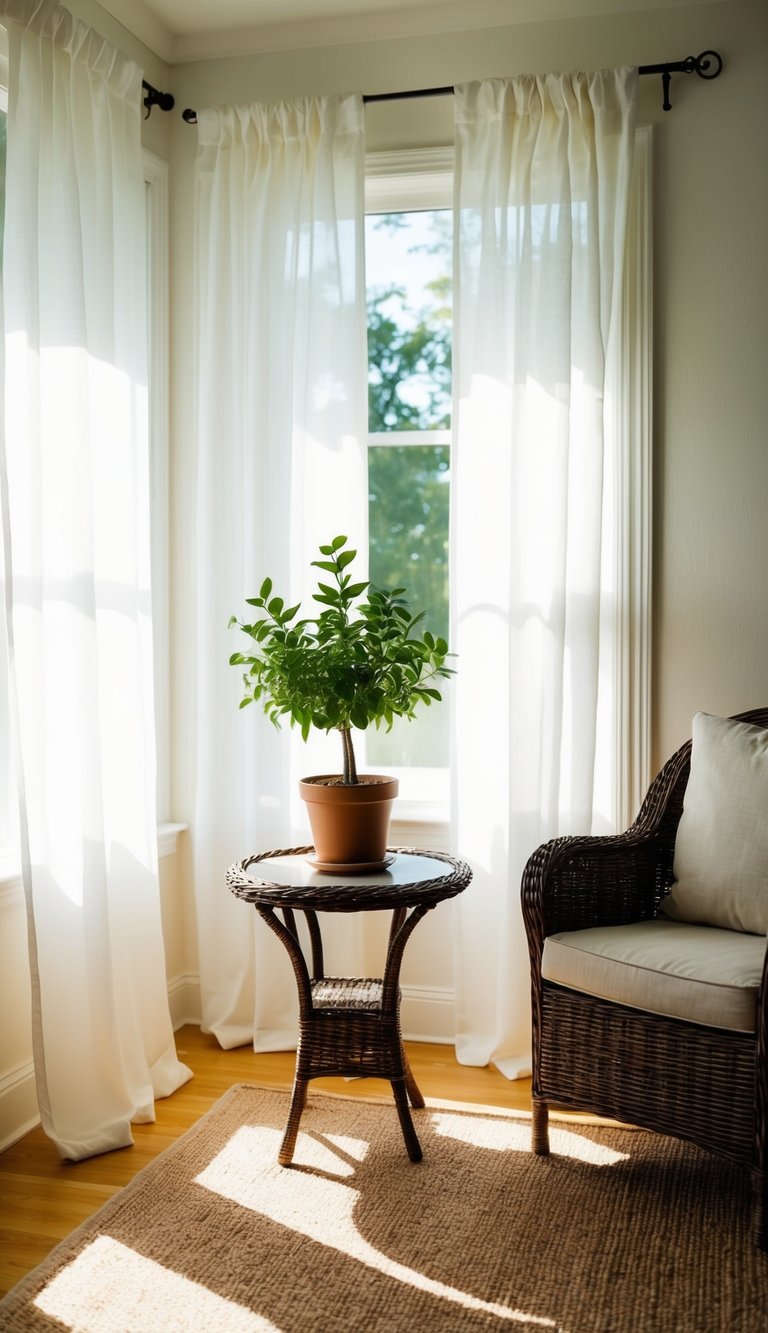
[[392, 799, 449, 826], [157, 822, 188, 858], [0, 822, 189, 901]]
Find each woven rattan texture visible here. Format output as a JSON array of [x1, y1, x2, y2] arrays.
[[521, 706, 768, 1247], [226, 846, 472, 911], [311, 977, 383, 1011], [297, 1007, 410, 1082], [539, 985, 757, 1163]]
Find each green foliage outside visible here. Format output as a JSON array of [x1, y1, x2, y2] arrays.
[[368, 445, 450, 644], [366, 210, 452, 434], [366, 210, 452, 767]]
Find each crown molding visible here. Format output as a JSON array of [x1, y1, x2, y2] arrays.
[[94, 0, 723, 67], [73, 0, 177, 66], [170, 1, 530, 63]]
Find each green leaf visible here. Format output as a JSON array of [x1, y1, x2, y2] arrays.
[[229, 533, 453, 743], [238, 697, 253, 709], [227, 615, 238, 628], [350, 701, 369, 729]]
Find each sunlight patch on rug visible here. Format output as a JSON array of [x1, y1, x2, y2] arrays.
[[430, 1112, 631, 1165], [33, 1235, 278, 1333], [195, 1122, 557, 1327]]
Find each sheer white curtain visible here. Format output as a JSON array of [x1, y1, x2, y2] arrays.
[[193, 95, 368, 1050], [0, 1, 190, 1158], [451, 69, 638, 1075]]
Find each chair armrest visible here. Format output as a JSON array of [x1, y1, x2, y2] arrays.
[[521, 828, 671, 947], [521, 737, 693, 962]]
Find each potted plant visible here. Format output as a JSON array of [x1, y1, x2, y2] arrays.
[[229, 534, 452, 869]]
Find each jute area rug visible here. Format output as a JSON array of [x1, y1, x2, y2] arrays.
[[1, 1085, 766, 1333]]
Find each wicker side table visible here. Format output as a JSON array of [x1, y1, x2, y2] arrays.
[[226, 847, 472, 1165]]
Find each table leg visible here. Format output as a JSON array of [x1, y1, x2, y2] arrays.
[[403, 1048, 425, 1108], [278, 1075, 309, 1166], [390, 1077, 423, 1162]]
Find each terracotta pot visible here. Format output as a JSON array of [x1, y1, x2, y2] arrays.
[[299, 774, 399, 868]]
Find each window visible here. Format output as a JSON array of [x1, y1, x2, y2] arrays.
[[363, 150, 453, 812]]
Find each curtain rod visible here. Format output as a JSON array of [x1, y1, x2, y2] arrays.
[[179, 49, 722, 124]]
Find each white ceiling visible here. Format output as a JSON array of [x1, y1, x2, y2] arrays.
[[99, 0, 715, 65]]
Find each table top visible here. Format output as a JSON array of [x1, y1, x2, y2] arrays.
[[226, 846, 472, 912]]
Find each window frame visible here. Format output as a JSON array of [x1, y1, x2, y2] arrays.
[[364, 148, 455, 828]]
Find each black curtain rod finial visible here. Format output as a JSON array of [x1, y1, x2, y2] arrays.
[[142, 79, 175, 119], [638, 49, 723, 110]]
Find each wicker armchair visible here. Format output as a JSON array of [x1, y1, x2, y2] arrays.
[[521, 707, 768, 1248]]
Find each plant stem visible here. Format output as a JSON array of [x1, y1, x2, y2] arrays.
[[340, 726, 358, 785]]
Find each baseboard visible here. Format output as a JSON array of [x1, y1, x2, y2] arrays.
[[400, 984, 456, 1044], [167, 971, 202, 1031], [0, 1060, 39, 1153]]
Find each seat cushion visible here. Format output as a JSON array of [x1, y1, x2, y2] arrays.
[[662, 711, 768, 934], [541, 918, 765, 1032]]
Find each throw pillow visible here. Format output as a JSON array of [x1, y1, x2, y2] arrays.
[[662, 711, 768, 935]]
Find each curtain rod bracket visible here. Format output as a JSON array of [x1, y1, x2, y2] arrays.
[[638, 50, 723, 111], [142, 80, 175, 120]]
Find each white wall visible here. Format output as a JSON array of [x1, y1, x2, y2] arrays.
[[2, 0, 767, 1146]]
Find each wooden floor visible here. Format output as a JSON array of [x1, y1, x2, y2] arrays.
[[0, 1024, 534, 1299]]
